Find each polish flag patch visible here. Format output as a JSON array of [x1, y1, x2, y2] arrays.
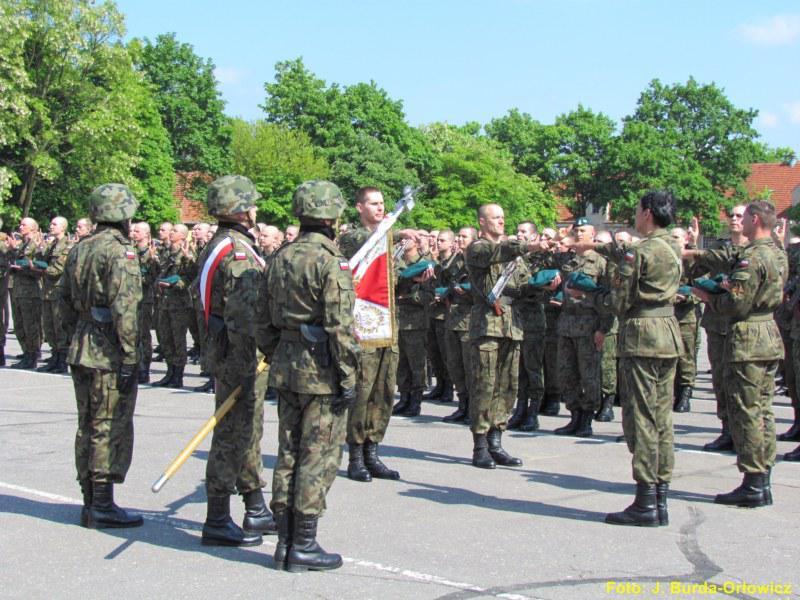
[[125, 250, 136, 259], [339, 261, 350, 270], [624, 251, 635, 262], [234, 251, 247, 260], [738, 260, 749, 268]]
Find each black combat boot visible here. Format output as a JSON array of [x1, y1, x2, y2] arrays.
[[11, 352, 36, 370], [487, 428, 523, 466], [273, 510, 292, 570], [443, 392, 469, 423], [202, 495, 262, 546], [438, 382, 454, 403], [194, 378, 215, 393], [507, 393, 528, 430], [242, 489, 277, 535], [51, 352, 68, 374], [554, 410, 581, 435], [36, 352, 57, 372], [391, 392, 411, 415], [595, 394, 615, 422], [605, 483, 659, 527], [398, 390, 422, 417], [703, 422, 734, 452], [423, 380, 444, 400], [168, 365, 184, 388], [673, 386, 692, 413], [472, 433, 496, 469], [286, 514, 343, 572], [540, 393, 560, 416], [777, 407, 800, 441], [153, 345, 164, 362], [656, 482, 669, 526], [346, 443, 372, 482], [79, 479, 92, 527], [784, 444, 800, 461], [152, 365, 174, 387], [520, 396, 541, 432], [573, 410, 594, 438], [363, 440, 400, 480], [138, 364, 150, 384], [714, 472, 768, 508], [88, 482, 143, 529]]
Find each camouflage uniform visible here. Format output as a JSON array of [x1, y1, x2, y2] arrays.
[[340, 225, 399, 446], [40, 235, 73, 359], [704, 238, 786, 476], [427, 253, 456, 398], [156, 246, 196, 369], [11, 237, 43, 358], [136, 246, 159, 377], [673, 253, 701, 409], [542, 297, 562, 406], [441, 252, 473, 416], [396, 254, 433, 396], [0, 232, 11, 362]]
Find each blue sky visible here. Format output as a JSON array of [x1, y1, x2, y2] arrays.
[[118, 0, 799, 154]]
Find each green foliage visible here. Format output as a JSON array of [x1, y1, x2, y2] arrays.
[[612, 78, 764, 234], [137, 33, 231, 176], [229, 119, 329, 226]]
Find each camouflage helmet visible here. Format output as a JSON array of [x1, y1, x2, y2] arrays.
[[207, 175, 261, 217], [292, 180, 345, 220], [89, 184, 138, 223]]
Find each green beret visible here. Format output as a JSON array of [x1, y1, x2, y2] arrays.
[[399, 260, 436, 279], [566, 271, 600, 292], [693, 276, 727, 295], [528, 269, 560, 288]]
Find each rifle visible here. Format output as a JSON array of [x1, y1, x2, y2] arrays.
[[487, 256, 523, 316]]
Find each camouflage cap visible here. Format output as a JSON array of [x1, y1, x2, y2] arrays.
[[89, 184, 138, 223], [292, 180, 345, 220], [207, 175, 261, 217]]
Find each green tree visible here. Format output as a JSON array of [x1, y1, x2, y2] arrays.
[[230, 119, 329, 226], [137, 33, 231, 176], [612, 78, 765, 233]]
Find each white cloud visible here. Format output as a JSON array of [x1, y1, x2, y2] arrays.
[[739, 14, 800, 45], [214, 66, 244, 85], [785, 102, 800, 124], [759, 111, 779, 128]]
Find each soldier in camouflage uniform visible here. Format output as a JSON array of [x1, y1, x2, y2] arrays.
[[692, 201, 786, 507], [9, 217, 43, 369], [424, 230, 456, 403], [595, 230, 618, 422], [36, 217, 72, 374], [339, 187, 406, 482], [554, 218, 608, 438], [580, 191, 682, 527], [466, 204, 537, 469], [670, 228, 701, 413], [256, 180, 360, 572], [130, 223, 159, 384], [441, 227, 477, 423], [540, 228, 563, 416], [58, 184, 143, 528], [197, 175, 274, 548], [781, 240, 800, 450], [152, 224, 196, 388]]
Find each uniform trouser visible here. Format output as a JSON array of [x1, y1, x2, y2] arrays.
[[397, 329, 428, 393], [601, 332, 618, 397], [153, 297, 163, 347], [784, 331, 797, 404], [676, 318, 699, 388], [557, 334, 601, 412], [11, 295, 41, 354], [619, 356, 676, 484], [72, 365, 137, 483], [137, 302, 154, 369], [444, 328, 472, 397], [205, 364, 266, 496], [724, 360, 778, 474], [271, 390, 346, 517], [543, 331, 560, 396], [347, 346, 398, 444], [0, 275, 9, 347], [469, 336, 519, 434], [519, 333, 545, 401], [705, 330, 728, 423], [159, 306, 190, 367], [427, 319, 451, 386], [195, 299, 208, 371], [187, 299, 200, 349]]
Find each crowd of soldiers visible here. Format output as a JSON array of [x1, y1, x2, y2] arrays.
[[0, 179, 797, 569]]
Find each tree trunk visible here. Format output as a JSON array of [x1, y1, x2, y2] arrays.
[[18, 165, 37, 219]]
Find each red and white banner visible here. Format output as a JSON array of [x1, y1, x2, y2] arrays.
[[350, 231, 395, 348]]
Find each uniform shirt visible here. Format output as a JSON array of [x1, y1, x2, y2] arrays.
[[557, 249, 607, 338], [158, 245, 196, 310], [58, 226, 142, 369], [136, 246, 160, 305], [11, 237, 42, 299], [257, 231, 360, 395], [706, 237, 787, 363], [441, 252, 472, 332], [395, 253, 433, 331], [40, 236, 72, 301]]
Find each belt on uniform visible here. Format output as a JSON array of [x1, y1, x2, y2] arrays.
[[626, 305, 674, 318], [742, 313, 774, 323]]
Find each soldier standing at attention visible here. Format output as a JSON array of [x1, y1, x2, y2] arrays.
[[130, 222, 159, 384], [257, 180, 360, 572], [670, 227, 700, 413], [9, 217, 43, 369], [197, 176, 275, 548], [575, 190, 682, 526], [338, 187, 406, 482], [58, 184, 143, 528], [36, 216, 72, 374], [691, 201, 786, 506], [466, 204, 537, 469]]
